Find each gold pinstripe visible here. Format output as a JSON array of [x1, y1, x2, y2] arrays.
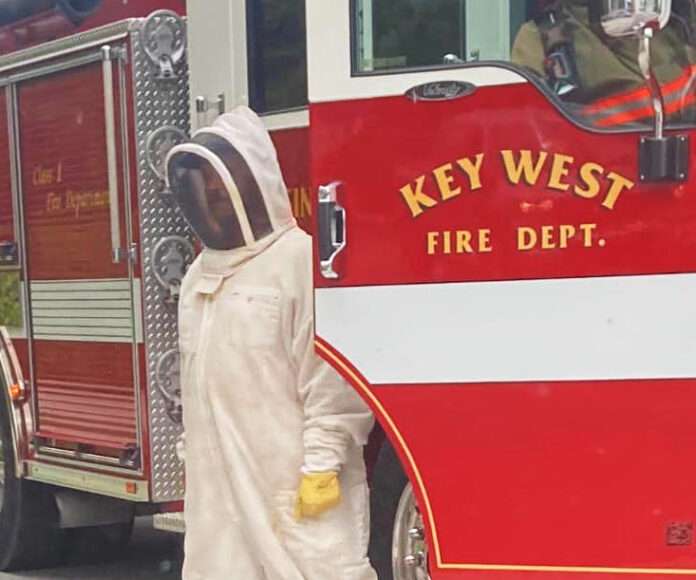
[[315, 338, 696, 576]]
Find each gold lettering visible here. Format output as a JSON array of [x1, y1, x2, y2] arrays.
[[432, 163, 461, 201], [300, 187, 312, 218], [559, 225, 576, 248], [32, 165, 56, 186], [478, 229, 492, 253], [399, 175, 438, 218], [455, 154, 484, 191], [518, 227, 537, 250], [46, 192, 62, 212], [575, 162, 604, 199], [287, 188, 299, 217], [427, 231, 439, 255], [548, 154, 574, 192], [63, 189, 109, 218], [541, 225, 555, 249], [456, 231, 473, 253], [443, 231, 452, 254], [602, 172, 634, 210], [501, 150, 548, 186], [580, 223, 597, 247]]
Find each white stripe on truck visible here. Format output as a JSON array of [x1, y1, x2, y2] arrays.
[[315, 273, 696, 384]]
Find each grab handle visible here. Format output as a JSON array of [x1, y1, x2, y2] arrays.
[[101, 45, 125, 263], [318, 182, 346, 280]]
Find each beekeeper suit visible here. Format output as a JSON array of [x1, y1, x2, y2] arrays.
[[165, 106, 377, 580]]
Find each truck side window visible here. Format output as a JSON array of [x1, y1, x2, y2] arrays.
[[247, 0, 308, 114], [353, 0, 696, 129], [352, 0, 526, 73], [353, 0, 466, 72]]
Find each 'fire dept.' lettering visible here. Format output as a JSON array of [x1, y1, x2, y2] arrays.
[[398, 149, 635, 218], [426, 223, 604, 256], [45, 189, 110, 217]]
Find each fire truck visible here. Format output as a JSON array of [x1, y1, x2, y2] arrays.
[[1, 0, 696, 579], [0, 0, 316, 572]]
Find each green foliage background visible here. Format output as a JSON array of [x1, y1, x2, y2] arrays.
[[0, 272, 21, 327]]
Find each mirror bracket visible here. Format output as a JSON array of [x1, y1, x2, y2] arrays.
[[635, 26, 690, 183], [639, 134, 689, 183]]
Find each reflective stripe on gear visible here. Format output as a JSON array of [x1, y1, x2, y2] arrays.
[[580, 65, 696, 127]]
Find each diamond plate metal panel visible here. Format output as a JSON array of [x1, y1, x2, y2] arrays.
[[130, 13, 191, 502]]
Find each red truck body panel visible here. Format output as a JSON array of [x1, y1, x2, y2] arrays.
[[311, 77, 696, 578]]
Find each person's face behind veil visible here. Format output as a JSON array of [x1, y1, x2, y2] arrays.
[[168, 152, 246, 251]]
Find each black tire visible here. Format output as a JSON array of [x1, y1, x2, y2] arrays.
[[369, 438, 409, 580], [0, 395, 66, 571]]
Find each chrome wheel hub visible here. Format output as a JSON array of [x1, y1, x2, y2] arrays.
[[392, 483, 430, 580]]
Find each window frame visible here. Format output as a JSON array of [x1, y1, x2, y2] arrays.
[[246, 0, 310, 118], [342, 0, 696, 134]]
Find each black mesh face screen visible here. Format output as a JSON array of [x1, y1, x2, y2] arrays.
[[192, 133, 274, 242], [167, 151, 247, 250]]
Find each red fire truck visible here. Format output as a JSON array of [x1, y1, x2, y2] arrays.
[[0, 0, 192, 569], [2, 1, 696, 580], [0, 0, 314, 571]]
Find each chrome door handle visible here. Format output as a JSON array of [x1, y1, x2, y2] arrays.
[[318, 182, 346, 280]]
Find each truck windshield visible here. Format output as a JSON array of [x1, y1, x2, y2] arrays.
[[352, 0, 696, 129]]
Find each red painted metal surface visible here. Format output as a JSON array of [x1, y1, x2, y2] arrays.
[[34, 342, 136, 449], [18, 58, 137, 453], [271, 126, 313, 234], [0, 0, 186, 57], [19, 59, 128, 281], [311, 85, 696, 288], [310, 79, 696, 578]]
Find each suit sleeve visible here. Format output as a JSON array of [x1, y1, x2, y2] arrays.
[[293, 312, 375, 475]]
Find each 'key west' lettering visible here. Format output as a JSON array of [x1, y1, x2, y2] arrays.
[[398, 149, 635, 217]]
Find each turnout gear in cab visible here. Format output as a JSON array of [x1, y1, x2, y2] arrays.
[[512, 0, 696, 127], [166, 107, 377, 580]]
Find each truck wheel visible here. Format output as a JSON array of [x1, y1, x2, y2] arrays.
[[369, 440, 430, 580], [0, 401, 65, 570]]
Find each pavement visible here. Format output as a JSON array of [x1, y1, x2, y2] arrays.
[[0, 517, 183, 580]]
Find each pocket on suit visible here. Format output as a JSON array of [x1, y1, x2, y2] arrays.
[[224, 286, 281, 349]]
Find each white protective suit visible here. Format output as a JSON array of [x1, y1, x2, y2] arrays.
[[168, 107, 377, 580]]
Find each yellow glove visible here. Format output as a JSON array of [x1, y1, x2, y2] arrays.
[[294, 472, 341, 522]]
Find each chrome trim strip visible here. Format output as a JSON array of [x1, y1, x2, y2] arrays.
[[26, 460, 149, 501], [102, 46, 122, 262], [6, 83, 36, 429], [5, 86, 19, 247], [261, 108, 309, 131], [117, 49, 144, 466], [35, 452, 141, 475], [131, 18, 189, 502], [153, 512, 185, 534], [37, 446, 123, 467], [0, 19, 135, 75], [0, 51, 103, 86]]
